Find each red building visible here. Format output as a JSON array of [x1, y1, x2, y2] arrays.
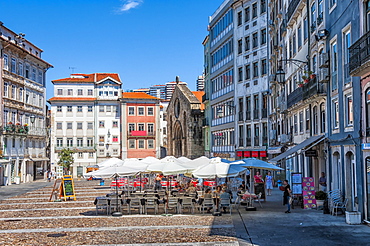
[[120, 92, 161, 159]]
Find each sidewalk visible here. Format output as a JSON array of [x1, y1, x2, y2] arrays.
[[0, 180, 53, 201], [231, 188, 370, 246]]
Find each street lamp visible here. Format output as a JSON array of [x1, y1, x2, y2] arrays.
[[276, 67, 286, 84], [275, 59, 309, 84], [30, 115, 35, 124]]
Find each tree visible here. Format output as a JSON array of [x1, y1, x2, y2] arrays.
[[57, 148, 74, 174]]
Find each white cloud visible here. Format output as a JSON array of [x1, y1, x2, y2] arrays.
[[119, 0, 143, 12]]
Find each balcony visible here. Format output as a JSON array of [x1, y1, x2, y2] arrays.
[[287, 0, 305, 25], [349, 30, 370, 76], [1, 124, 29, 135], [287, 78, 327, 108], [128, 131, 155, 137], [54, 145, 95, 152]]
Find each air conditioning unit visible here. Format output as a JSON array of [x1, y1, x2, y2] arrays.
[[319, 53, 329, 68], [319, 68, 329, 82]]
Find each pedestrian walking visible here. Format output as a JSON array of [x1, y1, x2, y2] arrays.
[[265, 171, 274, 195], [282, 180, 291, 213]]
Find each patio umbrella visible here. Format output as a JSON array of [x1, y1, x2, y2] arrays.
[[84, 164, 143, 179], [192, 157, 246, 179], [146, 156, 192, 176], [97, 158, 124, 169]]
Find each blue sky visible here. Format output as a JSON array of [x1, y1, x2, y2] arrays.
[[0, 0, 225, 99]]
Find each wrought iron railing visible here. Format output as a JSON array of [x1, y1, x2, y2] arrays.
[[287, 0, 301, 22], [349, 30, 370, 74]]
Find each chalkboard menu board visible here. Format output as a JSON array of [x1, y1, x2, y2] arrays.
[[62, 175, 76, 201]]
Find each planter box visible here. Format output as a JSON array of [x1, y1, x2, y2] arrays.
[[345, 211, 361, 225]]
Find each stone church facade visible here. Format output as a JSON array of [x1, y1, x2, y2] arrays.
[[167, 83, 204, 159]]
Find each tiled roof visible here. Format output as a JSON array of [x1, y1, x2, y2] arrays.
[[48, 97, 96, 101], [122, 92, 160, 100], [52, 73, 121, 83], [192, 91, 205, 110]]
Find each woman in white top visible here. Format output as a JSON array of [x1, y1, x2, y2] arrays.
[[265, 171, 274, 195]]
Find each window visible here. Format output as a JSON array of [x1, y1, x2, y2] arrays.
[[11, 58, 16, 73], [298, 25, 302, 49], [252, 3, 257, 18], [245, 64, 251, 80], [261, 59, 267, 75], [88, 152, 94, 158], [331, 42, 338, 90], [67, 106, 72, 112], [304, 17, 308, 41], [4, 83, 8, 97], [77, 138, 83, 147], [333, 100, 339, 129], [113, 149, 118, 155], [38, 70, 43, 84], [318, 0, 323, 25], [99, 149, 105, 156], [67, 89, 73, 96], [57, 106, 62, 112], [87, 138, 93, 146], [138, 107, 144, 115], [3, 54, 8, 70], [88, 105, 93, 112], [237, 11, 242, 26], [252, 32, 258, 48], [99, 121, 105, 128], [57, 122, 62, 129], [88, 89, 93, 96], [294, 114, 298, 133], [345, 95, 353, 126], [245, 7, 250, 22], [147, 107, 154, 116], [148, 123, 154, 134], [261, 29, 266, 45], [78, 152, 83, 158], [128, 107, 135, 115], [299, 111, 303, 132], [18, 62, 23, 76], [260, 0, 266, 13], [129, 123, 135, 132], [312, 55, 317, 73], [306, 108, 310, 131], [138, 139, 144, 149], [77, 122, 83, 129], [106, 105, 111, 112], [253, 62, 259, 77], [129, 139, 135, 149], [238, 39, 243, 54], [56, 138, 63, 147], [77, 106, 82, 112], [87, 122, 93, 129], [245, 36, 250, 51], [77, 89, 83, 96], [112, 121, 118, 128], [313, 106, 318, 134], [148, 139, 154, 149], [99, 106, 104, 112], [138, 123, 144, 131], [67, 138, 73, 147], [238, 67, 243, 81], [320, 103, 326, 133], [112, 135, 118, 142], [67, 122, 72, 129], [311, 3, 316, 33], [25, 64, 30, 78], [344, 31, 351, 81], [293, 33, 297, 55], [99, 136, 105, 142]]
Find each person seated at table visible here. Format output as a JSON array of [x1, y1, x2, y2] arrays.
[[154, 174, 162, 191], [213, 185, 222, 198], [220, 187, 231, 213], [239, 181, 247, 192], [202, 189, 213, 213], [186, 183, 196, 193], [221, 183, 233, 200]]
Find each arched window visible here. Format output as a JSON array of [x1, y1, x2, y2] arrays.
[[313, 106, 318, 134], [320, 103, 325, 133]]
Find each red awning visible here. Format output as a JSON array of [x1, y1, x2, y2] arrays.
[[243, 151, 251, 157], [237, 151, 243, 157], [130, 131, 147, 136], [252, 151, 259, 157], [259, 151, 267, 157]]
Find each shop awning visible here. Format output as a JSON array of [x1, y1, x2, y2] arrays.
[[269, 135, 325, 164]]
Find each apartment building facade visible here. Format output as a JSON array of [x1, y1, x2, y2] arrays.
[[0, 23, 52, 185], [49, 73, 122, 177], [233, 0, 269, 160], [120, 92, 161, 159], [206, 0, 236, 160]]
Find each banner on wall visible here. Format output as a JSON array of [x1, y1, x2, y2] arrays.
[[302, 177, 317, 209]]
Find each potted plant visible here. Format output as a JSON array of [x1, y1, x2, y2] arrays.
[[315, 191, 327, 208], [302, 75, 310, 84]]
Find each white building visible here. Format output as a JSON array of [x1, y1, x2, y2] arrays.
[[49, 73, 122, 178], [0, 23, 52, 185]]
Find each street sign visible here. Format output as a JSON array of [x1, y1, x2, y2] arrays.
[[304, 150, 317, 157]]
